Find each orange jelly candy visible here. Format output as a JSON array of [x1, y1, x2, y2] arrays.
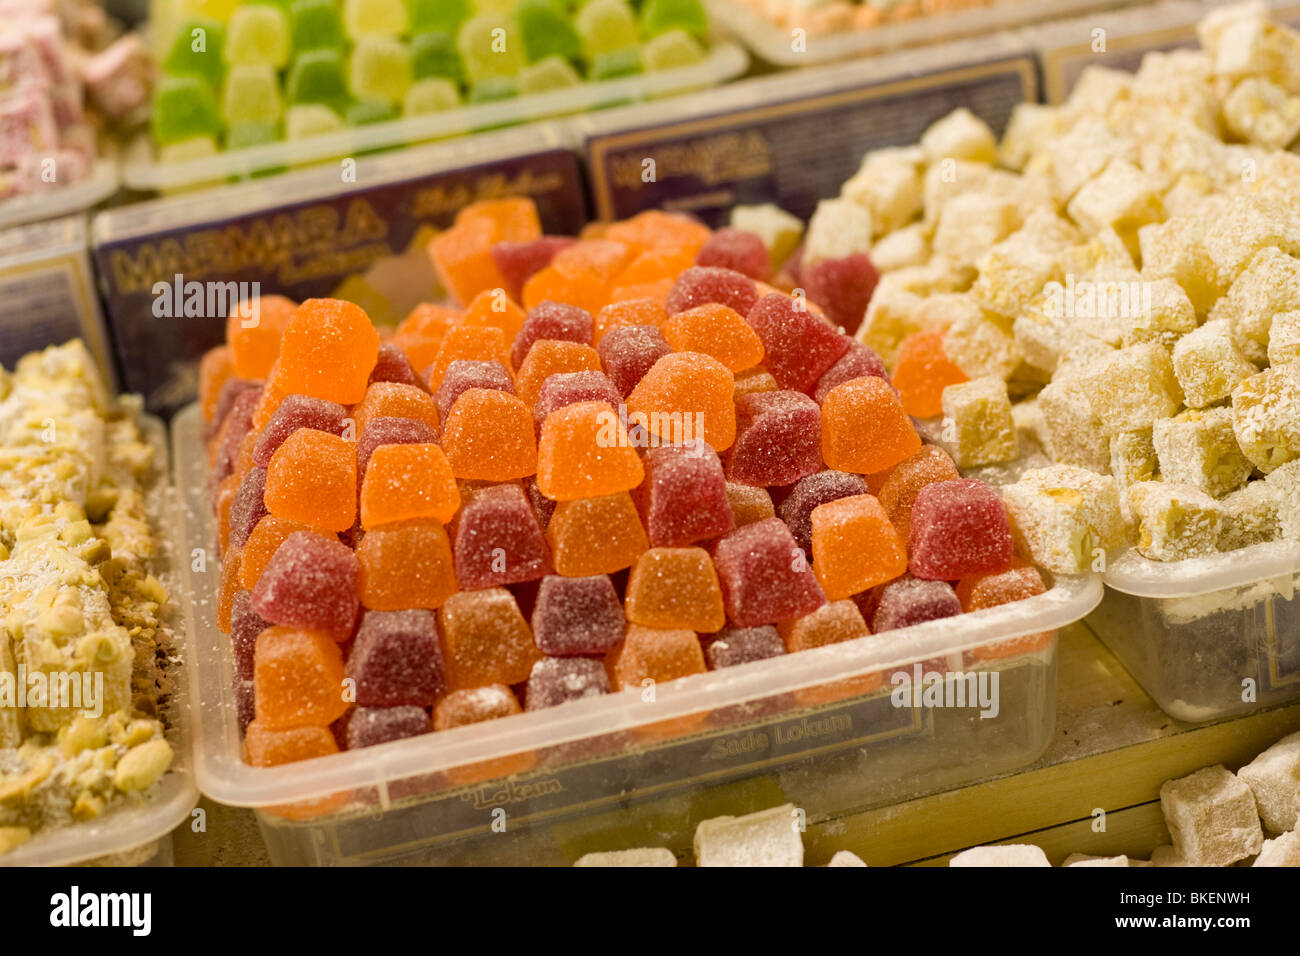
[[810, 494, 908, 599], [456, 197, 542, 240], [732, 367, 779, 401], [552, 240, 635, 284], [522, 264, 610, 316], [662, 304, 765, 373], [392, 303, 462, 373], [274, 298, 381, 406], [264, 429, 357, 532], [514, 340, 603, 409], [609, 278, 673, 305], [438, 588, 542, 689], [603, 210, 711, 258], [821, 375, 921, 474], [593, 297, 668, 343], [891, 331, 969, 419], [536, 400, 643, 501], [253, 627, 349, 729], [614, 248, 697, 286], [959, 559, 1051, 662], [433, 685, 534, 784], [877, 445, 962, 539], [227, 294, 298, 380], [351, 381, 440, 436], [607, 625, 706, 690], [626, 352, 736, 452], [778, 600, 871, 652], [217, 549, 243, 633], [245, 720, 339, 766], [360, 443, 460, 529], [462, 288, 527, 343], [423, 324, 512, 393], [356, 519, 457, 610], [547, 492, 648, 576], [199, 347, 234, 422], [250, 361, 292, 431], [240, 516, 334, 590], [216, 473, 240, 555], [440, 388, 537, 481], [625, 547, 726, 632]]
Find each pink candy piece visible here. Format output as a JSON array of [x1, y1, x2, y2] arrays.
[[452, 484, 551, 590], [777, 470, 870, 557], [234, 680, 255, 732], [712, 518, 827, 627], [812, 341, 889, 404], [511, 300, 594, 369], [368, 342, 426, 390], [345, 609, 445, 707], [250, 531, 360, 638], [636, 443, 734, 547], [492, 237, 577, 301], [356, 417, 438, 480], [532, 371, 621, 433], [695, 228, 770, 281], [228, 467, 269, 550], [705, 626, 786, 669], [802, 253, 879, 337], [206, 378, 260, 441], [871, 575, 961, 632], [728, 390, 823, 488], [531, 574, 625, 656], [344, 706, 431, 749], [211, 387, 263, 484], [596, 324, 672, 398], [252, 394, 348, 468], [665, 266, 760, 317], [746, 293, 850, 392], [909, 479, 1015, 580], [230, 590, 269, 682], [433, 360, 515, 427], [525, 657, 611, 711]]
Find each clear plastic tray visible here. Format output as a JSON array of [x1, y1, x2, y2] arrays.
[[1089, 542, 1300, 723], [2, 416, 198, 867], [0, 159, 119, 232], [706, 0, 1136, 66], [174, 403, 1101, 865], [122, 43, 748, 193]]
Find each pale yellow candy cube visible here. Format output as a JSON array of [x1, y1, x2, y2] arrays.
[[1237, 730, 1300, 834], [1037, 379, 1111, 472], [803, 197, 872, 265], [1062, 65, 1133, 121], [574, 848, 677, 867], [1067, 159, 1164, 253], [1265, 459, 1300, 541], [949, 844, 1050, 867], [1081, 343, 1183, 435], [1001, 465, 1125, 574], [932, 191, 1022, 271], [1127, 481, 1223, 560], [1218, 480, 1280, 551], [998, 102, 1064, 171], [1109, 428, 1157, 501], [1152, 407, 1253, 498], [1222, 77, 1300, 149], [1159, 765, 1263, 866], [869, 224, 930, 273], [920, 107, 997, 165], [941, 377, 1018, 468], [1208, 246, 1300, 365], [1267, 311, 1300, 367], [943, 311, 1021, 382], [1171, 318, 1258, 408], [694, 803, 804, 867], [841, 146, 924, 236], [1138, 215, 1223, 316], [1231, 364, 1300, 472]]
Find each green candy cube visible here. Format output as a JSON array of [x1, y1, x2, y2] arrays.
[[639, 0, 708, 39], [406, 0, 472, 35], [289, 0, 346, 53], [515, 0, 582, 64], [163, 18, 227, 87], [342, 0, 407, 38], [287, 49, 350, 110], [349, 36, 413, 103], [222, 64, 282, 125], [151, 75, 222, 145], [518, 55, 582, 94], [576, 0, 639, 58], [642, 28, 705, 70], [225, 3, 290, 67], [458, 15, 526, 84], [403, 77, 461, 115], [411, 32, 463, 83]]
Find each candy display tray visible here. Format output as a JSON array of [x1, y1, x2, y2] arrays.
[[176, 403, 1100, 865], [0, 159, 119, 231], [1089, 542, 1300, 724], [2, 416, 199, 866], [122, 42, 747, 193]]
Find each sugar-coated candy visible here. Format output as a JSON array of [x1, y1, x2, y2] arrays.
[[1152, 407, 1252, 498], [663, 304, 765, 373], [746, 294, 849, 392], [778, 600, 870, 652], [346, 609, 445, 707], [1254, 831, 1300, 867], [635, 443, 733, 547], [694, 804, 804, 867], [525, 657, 611, 711], [253, 627, 349, 729], [274, 298, 381, 406], [627, 351, 736, 451], [226, 4, 290, 67], [594, 299, 668, 345], [356, 519, 457, 610], [802, 254, 879, 337], [349, 36, 412, 103], [352, 382, 440, 437], [908, 480, 1014, 580], [712, 518, 826, 627], [607, 625, 706, 690], [229, 467, 269, 550], [343, 706, 430, 749], [239, 516, 333, 590], [778, 470, 869, 557], [200, 348, 237, 424], [811, 495, 907, 599], [440, 388, 538, 481], [511, 300, 594, 369], [245, 721, 339, 767], [439, 588, 541, 689], [524, 477, 557, 531], [531, 574, 625, 656], [532, 371, 622, 434], [433, 684, 521, 732], [597, 324, 672, 398], [394, 303, 460, 372], [251, 532, 359, 639], [574, 848, 677, 867], [536, 400, 644, 500], [821, 375, 921, 475], [876, 446, 961, 540], [940, 377, 1018, 468], [230, 590, 269, 682], [949, 845, 1050, 867], [548, 493, 648, 576], [1159, 766, 1263, 866], [218, 552, 243, 633], [151, 76, 221, 145], [728, 391, 822, 487], [1231, 364, 1300, 473], [252, 394, 348, 468], [1081, 344, 1183, 436], [625, 547, 726, 632], [956, 558, 1046, 612], [424, 324, 512, 393], [227, 294, 297, 381], [1126, 481, 1222, 561], [264, 428, 358, 533], [1237, 730, 1300, 834], [695, 228, 769, 281], [515, 340, 603, 409], [360, 443, 460, 528], [290, 0, 346, 53], [210, 388, 262, 484], [665, 266, 760, 317], [871, 575, 961, 632], [891, 332, 969, 419], [343, 0, 407, 37], [452, 484, 550, 589], [355, 417, 437, 479], [1001, 466, 1125, 574], [704, 626, 785, 669], [433, 359, 514, 426], [825, 851, 869, 867], [726, 483, 774, 529], [733, 367, 779, 401], [1171, 318, 1258, 409], [812, 341, 888, 405], [492, 237, 577, 302]]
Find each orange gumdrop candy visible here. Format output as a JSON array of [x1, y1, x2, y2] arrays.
[[351, 381, 440, 437], [547, 493, 648, 576], [438, 588, 541, 689], [536, 401, 643, 500], [251, 360, 292, 431], [603, 210, 711, 258], [356, 519, 457, 610], [733, 367, 779, 401], [514, 340, 603, 409], [240, 516, 335, 590], [594, 297, 668, 343], [360, 443, 460, 529], [778, 600, 871, 653], [199, 347, 234, 422], [877, 445, 961, 540], [891, 331, 968, 418], [253, 627, 349, 729], [551, 240, 635, 284], [614, 248, 697, 286], [959, 558, 1052, 662], [456, 197, 542, 239], [218, 549, 242, 633], [606, 625, 706, 690], [431, 200, 541, 307], [462, 288, 527, 343], [274, 299, 381, 406], [440, 388, 537, 481], [625, 547, 726, 632], [393, 303, 462, 373], [626, 351, 736, 452], [423, 324, 512, 393], [433, 685, 534, 784], [663, 304, 765, 373], [227, 294, 298, 380], [264, 429, 358, 532], [810, 494, 908, 600], [522, 264, 610, 316], [609, 279, 673, 306], [245, 720, 339, 766], [726, 482, 774, 528], [821, 375, 921, 474], [216, 473, 240, 554]]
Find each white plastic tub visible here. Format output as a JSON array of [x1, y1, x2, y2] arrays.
[[0, 159, 119, 231]]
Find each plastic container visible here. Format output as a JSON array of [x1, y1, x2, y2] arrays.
[[1089, 543, 1300, 723], [123, 43, 747, 193], [2, 416, 198, 867], [0, 159, 119, 231], [706, 0, 1135, 66], [175, 404, 1100, 865]]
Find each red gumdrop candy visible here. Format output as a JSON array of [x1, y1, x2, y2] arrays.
[[356, 417, 438, 480], [802, 253, 879, 336], [704, 625, 786, 669], [531, 573, 625, 656], [666, 266, 760, 317], [250, 531, 360, 638], [746, 293, 849, 392], [229, 467, 269, 550], [712, 517, 826, 627], [368, 342, 426, 391], [345, 609, 445, 706], [871, 575, 962, 632], [695, 228, 770, 281], [452, 484, 551, 590], [812, 341, 889, 404], [635, 443, 733, 547], [777, 470, 870, 557], [210, 387, 262, 485], [511, 301, 594, 369], [432, 360, 514, 427], [252, 394, 348, 468], [909, 479, 1015, 580], [728, 390, 822, 487], [492, 237, 577, 302], [343, 706, 431, 749], [207, 378, 261, 441], [525, 657, 611, 711], [532, 371, 621, 433], [596, 324, 672, 398], [230, 590, 270, 682]]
